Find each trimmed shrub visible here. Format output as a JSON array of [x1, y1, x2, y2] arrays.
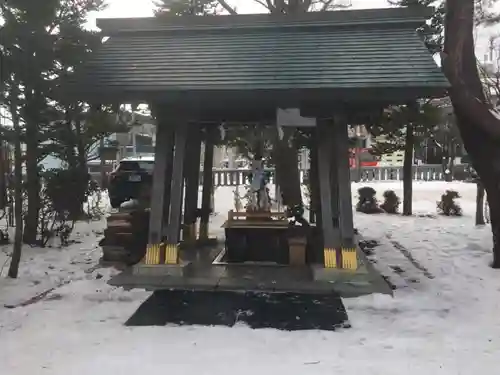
[[437, 190, 462, 216], [356, 187, 384, 214], [381, 190, 401, 214]]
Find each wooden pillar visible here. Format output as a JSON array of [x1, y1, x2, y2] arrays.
[[176, 167, 185, 243], [183, 124, 202, 243], [145, 121, 174, 265], [329, 128, 341, 241], [333, 114, 357, 270], [317, 120, 341, 268], [165, 122, 188, 242], [148, 123, 173, 243], [199, 126, 215, 241], [309, 135, 323, 264], [317, 121, 337, 268], [162, 121, 188, 264], [309, 140, 320, 225], [353, 139, 362, 183]]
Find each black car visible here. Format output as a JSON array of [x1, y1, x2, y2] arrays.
[[108, 156, 154, 208]]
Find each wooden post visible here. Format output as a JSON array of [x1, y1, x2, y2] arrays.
[[329, 126, 341, 246], [311, 130, 323, 232], [309, 141, 320, 225], [333, 115, 357, 270], [183, 124, 202, 243], [147, 122, 174, 251], [354, 138, 362, 183], [403, 123, 414, 216], [165, 122, 188, 246], [317, 120, 338, 268], [176, 165, 185, 243], [147, 121, 188, 265], [199, 126, 215, 241]]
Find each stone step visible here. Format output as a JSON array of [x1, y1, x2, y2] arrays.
[[105, 221, 133, 234], [101, 232, 135, 247], [107, 213, 132, 223], [101, 245, 128, 262]]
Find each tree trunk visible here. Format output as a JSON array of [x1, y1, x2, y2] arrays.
[[8, 93, 24, 279], [403, 123, 414, 216], [23, 119, 40, 244], [443, 0, 500, 267], [64, 111, 79, 172], [76, 136, 87, 177], [99, 138, 107, 189], [265, 2, 311, 209], [483, 176, 500, 268], [0, 142, 7, 210], [273, 129, 303, 208], [476, 182, 486, 226], [75, 118, 89, 218], [448, 139, 456, 181]]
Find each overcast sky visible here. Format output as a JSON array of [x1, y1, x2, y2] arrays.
[[87, 0, 500, 64]]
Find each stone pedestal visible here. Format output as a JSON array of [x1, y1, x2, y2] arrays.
[[288, 236, 307, 266]]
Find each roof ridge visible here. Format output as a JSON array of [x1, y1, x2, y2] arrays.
[[97, 7, 433, 35]]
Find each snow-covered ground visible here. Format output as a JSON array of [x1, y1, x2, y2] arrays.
[[1, 181, 499, 374]]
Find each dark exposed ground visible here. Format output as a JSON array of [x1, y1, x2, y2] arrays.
[[125, 290, 350, 331]]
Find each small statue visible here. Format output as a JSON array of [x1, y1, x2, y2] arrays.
[[233, 186, 243, 212], [246, 157, 271, 212]]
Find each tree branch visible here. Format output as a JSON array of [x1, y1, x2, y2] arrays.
[[320, 0, 335, 11], [253, 0, 270, 9], [265, 0, 275, 12], [218, 0, 237, 14], [443, 0, 500, 139]]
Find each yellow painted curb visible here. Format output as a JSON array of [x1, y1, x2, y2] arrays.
[[144, 243, 162, 265], [164, 243, 179, 265], [341, 247, 358, 270], [324, 248, 338, 268]]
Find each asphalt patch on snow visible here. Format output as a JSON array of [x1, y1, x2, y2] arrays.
[[125, 290, 349, 331]]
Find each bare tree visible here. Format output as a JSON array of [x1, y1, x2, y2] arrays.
[[477, 34, 500, 108], [442, 0, 500, 267]]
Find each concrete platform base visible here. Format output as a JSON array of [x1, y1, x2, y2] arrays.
[[108, 234, 393, 299]]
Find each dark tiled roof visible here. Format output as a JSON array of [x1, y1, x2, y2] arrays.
[[70, 7, 448, 99], [97, 7, 433, 34]]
